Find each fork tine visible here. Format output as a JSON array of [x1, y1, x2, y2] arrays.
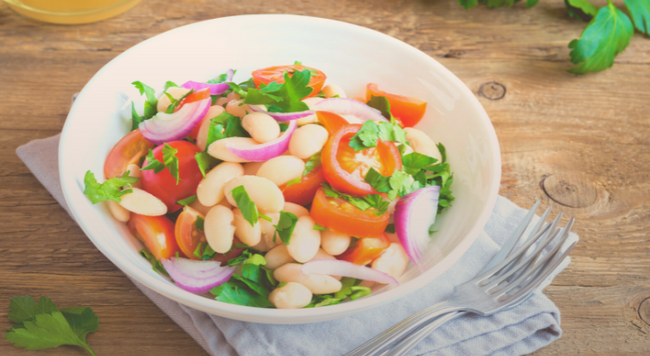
[[502, 206, 552, 273], [480, 201, 541, 274], [492, 219, 574, 294]]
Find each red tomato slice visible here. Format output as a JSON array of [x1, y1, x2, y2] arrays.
[[337, 233, 391, 265], [128, 214, 182, 260], [366, 83, 427, 128], [104, 129, 154, 179], [321, 124, 402, 197], [310, 187, 389, 238], [316, 111, 348, 135], [174, 206, 245, 264], [281, 165, 327, 207], [252, 65, 326, 98], [140, 140, 203, 212]]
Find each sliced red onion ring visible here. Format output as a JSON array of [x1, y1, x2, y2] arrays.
[[181, 81, 229, 96], [393, 185, 440, 265], [246, 105, 314, 122], [161, 257, 235, 294], [139, 97, 211, 145], [225, 68, 234, 82], [226, 119, 297, 161], [302, 259, 399, 285], [313, 98, 388, 123]]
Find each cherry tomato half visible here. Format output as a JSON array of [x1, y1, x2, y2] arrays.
[[321, 124, 402, 197], [316, 111, 348, 136], [252, 65, 326, 98], [337, 233, 391, 265], [366, 83, 427, 128], [281, 165, 327, 207], [128, 214, 182, 260], [310, 187, 389, 238], [140, 140, 203, 212], [104, 129, 154, 179]]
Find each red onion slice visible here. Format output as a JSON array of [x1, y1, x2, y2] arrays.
[[246, 105, 314, 122], [313, 98, 388, 123], [302, 259, 399, 285], [161, 257, 235, 294], [139, 97, 211, 145], [393, 185, 440, 265], [181, 81, 229, 96], [226, 119, 297, 161]]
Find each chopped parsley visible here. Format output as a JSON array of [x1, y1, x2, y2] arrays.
[[273, 211, 299, 245], [321, 183, 389, 216], [348, 119, 407, 152], [231, 186, 259, 227], [141, 149, 165, 173], [305, 278, 370, 308], [212, 252, 277, 307], [304, 152, 322, 175], [176, 195, 197, 206], [83, 170, 139, 204], [313, 223, 327, 231], [132, 81, 158, 120], [162, 143, 181, 184], [165, 89, 194, 114]]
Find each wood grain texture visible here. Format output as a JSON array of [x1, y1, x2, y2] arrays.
[[0, 0, 649, 354]]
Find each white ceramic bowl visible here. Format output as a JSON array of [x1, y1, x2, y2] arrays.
[[59, 14, 501, 324]]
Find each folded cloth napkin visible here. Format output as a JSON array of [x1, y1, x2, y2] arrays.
[[17, 134, 578, 356]]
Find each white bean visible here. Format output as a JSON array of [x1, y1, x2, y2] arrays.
[[106, 200, 130, 222], [207, 137, 257, 162], [255, 212, 281, 252], [233, 209, 262, 247], [243, 161, 265, 176], [215, 97, 229, 107], [322, 84, 347, 98], [125, 164, 142, 189], [286, 216, 321, 263], [404, 128, 441, 160], [189, 198, 213, 216], [204, 205, 236, 253], [283, 202, 310, 218], [265, 244, 295, 270], [371, 243, 410, 280], [289, 124, 329, 159], [227, 92, 241, 101], [224, 175, 285, 213], [157, 87, 191, 112], [196, 106, 226, 151], [274, 263, 342, 294], [268, 282, 312, 309], [296, 98, 323, 126], [321, 230, 351, 256], [242, 112, 280, 144], [256, 156, 305, 186], [118, 188, 167, 216], [226, 100, 250, 118], [196, 162, 244, 207]]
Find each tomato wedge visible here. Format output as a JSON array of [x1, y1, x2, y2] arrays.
[[128, 214, 182, 260], [175, 206, 245, 264], [174, 87, 210, 113], [252, 65, 326, 98], [140, 140, 203, 212], [310, 187, 389, 238], [104, 129, 154, 179], [366, 83, 427, 128], [281, 165, 327, 207], [337, 233, 391, 265], [316, 111, 348, 135], [321, 124, 402, 197]]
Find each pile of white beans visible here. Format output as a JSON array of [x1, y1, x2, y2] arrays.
[[107, 82, 441, 309]]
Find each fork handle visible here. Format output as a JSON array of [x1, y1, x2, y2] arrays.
[[345, 301, 461, 356], [383, 311, 468, 356]]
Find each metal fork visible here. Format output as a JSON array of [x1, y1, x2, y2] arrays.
[[346, 201, 577, 356]]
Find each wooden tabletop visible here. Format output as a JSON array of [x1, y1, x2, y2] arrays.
[[1, 0, 649, 355]]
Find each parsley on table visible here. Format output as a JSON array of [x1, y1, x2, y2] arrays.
[[568, 1, 634, 74], [162, 143, 181, 184], [565, 0, 599, 20], [131, 81, 158, 120], [230, 186, 259, 227], [83, 170, 139, 204], [273, 211, 299, 245], [624, 0, 650, 35], [4, 296, 99, 356]]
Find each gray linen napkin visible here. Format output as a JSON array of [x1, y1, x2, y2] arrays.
[[17, 134, 578, 356]]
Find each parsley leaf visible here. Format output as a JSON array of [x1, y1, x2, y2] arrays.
[[211, 279, 274, 308], [231, 186, 259, 227], [304, 152, 322, 176], [320, 183, 389, 215], [207, 70, 235, 84], [165, 89, 194, 114], [211, 253, 277, 307], [458, 0, 479, 10], [349, 120, 380, 151], [366, 95, 394, 121], [4, 296, 99, 356], [131, 81, 158, 120], [195, 151, 220, 178], [273, 70, 313, 112], [139, 248, 169, 277], [141, 149, 165, 173], [273, 211, 299, 245], [313, 223, 327, 231], [130, 102, 144, 131], [565, 0, 599, 21], [83, 170, 138, 204], [624, 0, 650, 34], [568, 1, 634, 74], [162, 143, 181, 184], [176, 195, 197, 206], [285, 177, 301, 187], [305, 278, 368, 308], [164, 81, 178, 90], [364, 168, 391, 193], [385, 223, 396, 233], [402, 152, 438, 175]]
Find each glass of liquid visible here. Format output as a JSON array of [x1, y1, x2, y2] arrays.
[[4, 0, 142, 24]]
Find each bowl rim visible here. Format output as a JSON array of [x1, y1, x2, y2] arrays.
[[59, 14, 501, 323]]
